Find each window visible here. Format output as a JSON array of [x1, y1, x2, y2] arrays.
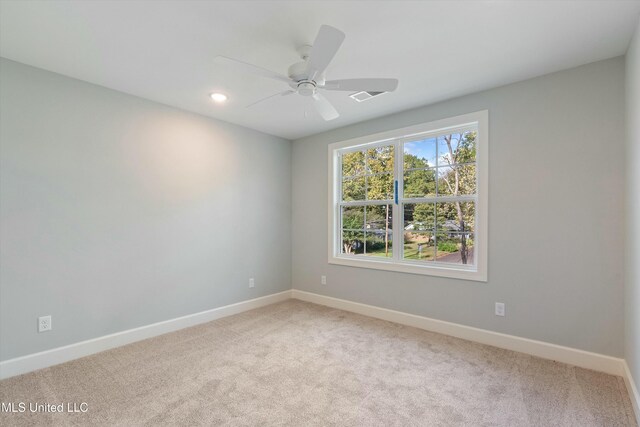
[[328, 111, 488, 281]]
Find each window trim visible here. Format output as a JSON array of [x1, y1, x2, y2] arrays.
[[328, 110, 488, 282]]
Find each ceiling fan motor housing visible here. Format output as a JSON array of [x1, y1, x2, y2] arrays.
[[288, 44, 326, 92], [288, 61, 309, 82]]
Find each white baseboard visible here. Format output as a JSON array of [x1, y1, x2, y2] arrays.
[[0, 290, 292, 380], [623, 361, 640, 422], [291, 290, 626, 377]]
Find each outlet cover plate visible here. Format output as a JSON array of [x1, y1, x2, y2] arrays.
[[38, 315, 52, 332]]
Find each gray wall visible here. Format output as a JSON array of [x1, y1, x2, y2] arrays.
[[0, 53, 631, 363], [292, 57, 626, 357], [626, 17, 640, 389], [0, 59, 291, 361]]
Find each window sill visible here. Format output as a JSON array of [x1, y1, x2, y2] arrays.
[[328, 255, 487, 282]]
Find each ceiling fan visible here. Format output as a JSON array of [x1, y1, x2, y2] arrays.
[[213, 25, 399, 121]]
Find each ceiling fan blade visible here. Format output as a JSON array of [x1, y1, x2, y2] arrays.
[[312, 92, 339, 121], [322, 78, 399, 92], [214, 56, 291, 84], [307, 25, 345, 80], [246, 90, 295, 108]]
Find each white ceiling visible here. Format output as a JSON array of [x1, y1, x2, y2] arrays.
[[1, 1, 639, 140]]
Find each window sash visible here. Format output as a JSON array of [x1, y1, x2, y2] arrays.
[[329, 111, 487, 281], [338, 136, 478, 267]]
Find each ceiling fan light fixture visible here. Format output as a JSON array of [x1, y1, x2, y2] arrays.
[[297, 81, 317, 96], [210, 92, 228, 103]]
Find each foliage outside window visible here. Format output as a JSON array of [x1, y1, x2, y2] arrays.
[[328, 111, 488, 281]]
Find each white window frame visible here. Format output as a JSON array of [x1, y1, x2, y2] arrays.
[[328, 110, 488, 282]]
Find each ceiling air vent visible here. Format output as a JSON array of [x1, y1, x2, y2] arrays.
[[349, 91, 386, 102]]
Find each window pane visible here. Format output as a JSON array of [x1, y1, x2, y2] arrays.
[[341, 231, 364, 255], [342, 151, 365, 177], [436, 201, 475, 234], [342, 176, 365, 201], [404, 203, 435, 232], [365, 205, 393, 231], [342, 206, 365, 230], [367, 173, 394, 200], [404, 169, 436, 198], [366, 145, 394, 174], [437, 165, 476, 196], [437, 131, 476, 166], [435, 233, 474, 265], [334, 117, 483, 277], [404, 137, 437, 169], [403, 232, 435, 261], [365, 231, 393, 258]]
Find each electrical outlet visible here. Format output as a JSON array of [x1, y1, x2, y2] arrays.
[[495, 302, 505, 317], [38, 315, 52, 332], [321, 275, 327, 285], [249, 278, 255, 288]]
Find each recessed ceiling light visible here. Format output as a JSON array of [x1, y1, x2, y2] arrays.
[[210, 93, 228, 103]]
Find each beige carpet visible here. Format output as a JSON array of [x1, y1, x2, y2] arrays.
[[0, 299, 636, 426]]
